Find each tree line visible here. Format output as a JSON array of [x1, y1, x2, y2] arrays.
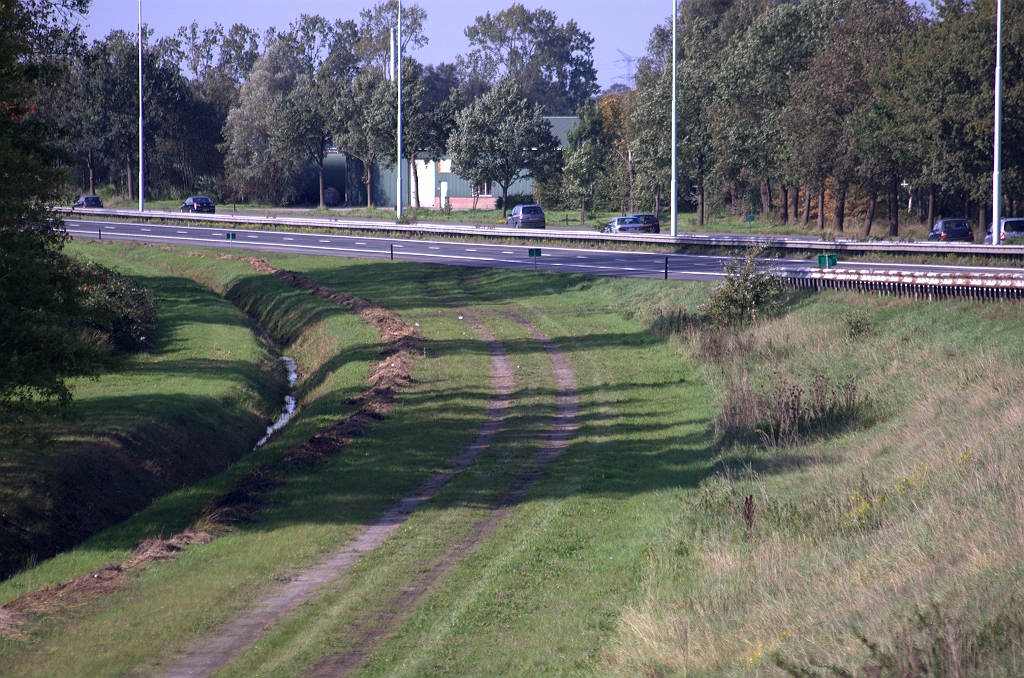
[[571, 0, 1024, 233]]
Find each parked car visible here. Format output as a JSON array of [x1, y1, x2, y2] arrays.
[[73, 195, 104, 208], [181, 196, 216, 214], [507, 204, 545, 228], [927, 218, 974, 242], [603, 216, 649, 234], [627, 213, 660, 233], [984, 218, 1024, 244]]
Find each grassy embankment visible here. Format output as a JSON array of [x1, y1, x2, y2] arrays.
[[5, 245, 1024, 677], [0, 243, 497, 676], [0, 245, 284, 580]]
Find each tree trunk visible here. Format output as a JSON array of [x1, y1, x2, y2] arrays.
[[817, 190, 825, 230], [87, 149, 95, 195], [965, 195, 970, 220], [832, 182, 846, 232], [318, 160, 325, 209], [654, 184, 661, 218], [864, 189, 877, 236], [579, 197, 585, 225], [801, 187, 810, 226], [927, 184, 935, 228], [501, 184, 508, 218], [888, 177, 899, 237], [780, 184, 789, 224], [697, 180, 705, 227], [979, 202, 987, 240], [791, 185, 800, 224], [126, 155, 134, 202], [760, 177, 772, 215], [365, 166, 374, 208], [411, 157, 421, 208]]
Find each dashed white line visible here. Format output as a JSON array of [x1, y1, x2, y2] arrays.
[[429, 246, 440, 249], [176, 230, 188, 234], [247, 235, 258, 239], [283, 237, 294, 241], [356, 242, 367, 245], [393, 244, 404, 248], [502, 251, 514, 254], [466, 248, 477, 252], [105, 226, 115, 229], [141, 228, 152, 232], [577, 255, 588, 259], [319, 239, 330, 243]]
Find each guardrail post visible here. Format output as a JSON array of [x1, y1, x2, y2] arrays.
[[98, 228, 101, 240], [391, 243, 394, 261], [664, 257, 669, 280]]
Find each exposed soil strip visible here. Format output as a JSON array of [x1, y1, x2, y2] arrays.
[[308, 308, 578, 678], [157, 304, 513, 678]]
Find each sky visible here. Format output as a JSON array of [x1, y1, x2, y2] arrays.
[[80, 0, 670, 89]]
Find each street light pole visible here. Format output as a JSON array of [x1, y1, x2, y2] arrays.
[[992, 0, 1004, 243], [396, 0, 403, 221], [670, 0, 678, 237], [138, 0, 144, 213]]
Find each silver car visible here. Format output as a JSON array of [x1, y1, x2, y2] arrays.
[[985, 218, 1024, 244]]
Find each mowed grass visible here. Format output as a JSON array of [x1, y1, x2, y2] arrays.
[[0, 244, 497, 677], [0, 243, 284, 580]]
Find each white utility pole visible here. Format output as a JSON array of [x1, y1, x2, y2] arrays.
[[396, 0, 403, 220], [992, 0, 1004, 243], [138, 0, 145, 212], [670, 0, 678, 236]]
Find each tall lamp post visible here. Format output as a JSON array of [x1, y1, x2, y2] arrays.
[[138, 0, 145, 213], [396, 0, 403, 221], [670, 0, 678, 236], [992, 0, 1003, 243]]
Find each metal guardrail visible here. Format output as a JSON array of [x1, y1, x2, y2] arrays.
[[784, 267, 1024, 300], [56, 206, 1024, 258]]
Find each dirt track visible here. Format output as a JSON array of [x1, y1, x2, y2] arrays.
[[158, 304, 515, 678], [308, 308, 579, 677]]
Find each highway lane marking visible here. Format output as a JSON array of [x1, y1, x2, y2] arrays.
[[577, 255, 588, 259], [356, 242, 367, 245], [429, 246, 440, 249], [247, 235, 258, 238], [502, 251, 514, 254], [319, 239, 330, 242], [393, 244, 404, 247], [177, 230, 188, 234], [283, 237, 294, 241], [141, 228, 152, 232], [466, 248, 477, 251], [65, 229, 727, 278]]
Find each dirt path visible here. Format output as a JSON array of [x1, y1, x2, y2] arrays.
[[308, 309, 578, 677], [157, 308, 513, 678]]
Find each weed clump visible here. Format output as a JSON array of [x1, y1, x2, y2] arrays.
[[77, 260, 159, 353], [699, 247, 783, 327]]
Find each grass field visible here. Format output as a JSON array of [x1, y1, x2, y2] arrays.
[[0, 245, 285, 579], [3, 244, 1024, 677]]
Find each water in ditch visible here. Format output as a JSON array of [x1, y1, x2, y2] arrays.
[[254, 356, 298, 450]]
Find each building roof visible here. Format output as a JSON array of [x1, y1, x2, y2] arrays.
[[544, 116, 578, 150]]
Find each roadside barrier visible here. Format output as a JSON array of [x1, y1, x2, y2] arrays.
[[783, 267, 1024, 301], [56, 207, 1024, 258]]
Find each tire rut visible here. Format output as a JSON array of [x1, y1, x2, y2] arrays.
[[157, 310, 513, 678], [308, 308, 578, 678]]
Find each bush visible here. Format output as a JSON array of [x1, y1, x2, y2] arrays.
[[77, 261, 159, 353], [699, 246, 783, 327]]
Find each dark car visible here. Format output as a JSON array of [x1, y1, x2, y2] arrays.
[[181, 196, 216, 214], [984, 218, 1024, 244], [507, 204, 545, 228], [628, 213, 660, 233], [73, 195, 104, 208], [603, 216, 648, 234], [927, 218, 974, 242]]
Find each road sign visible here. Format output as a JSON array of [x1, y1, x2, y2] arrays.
[[528, 248, 541, 257], [225, 232, 236, 240], [817, 253, 837, 268], [528, 248, 541, 270]]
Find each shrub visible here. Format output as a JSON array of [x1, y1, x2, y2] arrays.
[[77, 261, 159, 353], [699, 247, 783, 327]]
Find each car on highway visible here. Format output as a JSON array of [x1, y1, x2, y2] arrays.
[[73, 195, 104, 208], [927, 218, 974, 242], [984, 218, 1024, 244], [603, 216, 651, 234], [507, 204, 546, 228], [628, 213, 660, 233], [181, 196, 216, 214]]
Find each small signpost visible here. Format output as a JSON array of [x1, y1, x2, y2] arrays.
[[225, 232, 236, 248], [528, 248, 541, 270], [817, 253, 837, 268]]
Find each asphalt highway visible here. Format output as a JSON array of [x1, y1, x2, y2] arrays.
[[65, 219, 1023, 280]]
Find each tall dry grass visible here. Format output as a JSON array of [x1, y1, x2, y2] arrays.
[[604, 292, 1024, 678]]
